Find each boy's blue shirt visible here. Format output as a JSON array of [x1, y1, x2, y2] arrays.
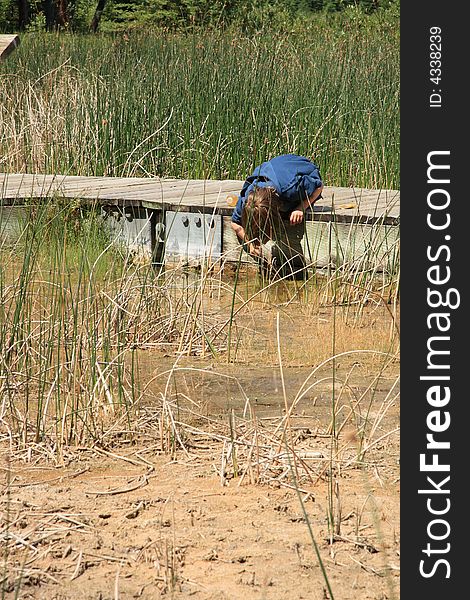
[[232, 154, 323, 225]]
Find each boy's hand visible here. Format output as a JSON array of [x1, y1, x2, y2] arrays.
[[290, 210, 304, 225], [249, 242, 262, 257]]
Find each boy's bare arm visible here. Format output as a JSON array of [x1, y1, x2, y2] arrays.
[[290, 185, 324, 225], [231, 221, 245, 243], [230, 221, 262, 257]]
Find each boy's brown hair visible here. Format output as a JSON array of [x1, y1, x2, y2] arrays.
[[241, 186, 283, 245]]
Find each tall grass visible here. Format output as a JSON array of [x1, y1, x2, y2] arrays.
[[0, 18, 399, 188], [0, 198, 399, 449]]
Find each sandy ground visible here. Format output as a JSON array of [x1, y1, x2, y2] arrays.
[[1, 420, 399, 599], [1, 296, 400, 599]]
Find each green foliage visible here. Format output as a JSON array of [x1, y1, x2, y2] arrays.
[[0, 0, 399, 32], [0, 0, 17, 31], [100, 0, 144, 30], [70, 0, 98, 30]]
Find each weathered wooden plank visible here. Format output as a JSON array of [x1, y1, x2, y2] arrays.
[[91, 184, 239, 200], [1, 173, 400, 224], [0, 174, 171, 193], [0, 34, 19, 60], [0, 175, 240, 200], [0, 175, 152, 191]]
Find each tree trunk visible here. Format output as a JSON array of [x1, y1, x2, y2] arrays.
[[18, 0, 30, 29], [42, 0, 56, 30], [56, 0, 68, 27], [90, 0, 107, 33]]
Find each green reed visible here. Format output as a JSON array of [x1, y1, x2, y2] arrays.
[[0, 17, 398, 189], [0, 200, 125, 445]]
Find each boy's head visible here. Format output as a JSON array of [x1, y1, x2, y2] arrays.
[[241, 186, 282, 246]]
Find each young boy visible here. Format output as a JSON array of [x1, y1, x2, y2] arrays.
[[231, 154, 323, 269]]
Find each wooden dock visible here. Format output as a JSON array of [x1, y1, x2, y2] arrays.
[[0, 34, 19, 60], [1, 173, 399, 268], [0, 173, 399, 225]]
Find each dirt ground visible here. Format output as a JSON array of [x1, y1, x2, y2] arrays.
[[2, 439, 399, 600], [1, 296, 400, 599], [1, 367, 400, 600]]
